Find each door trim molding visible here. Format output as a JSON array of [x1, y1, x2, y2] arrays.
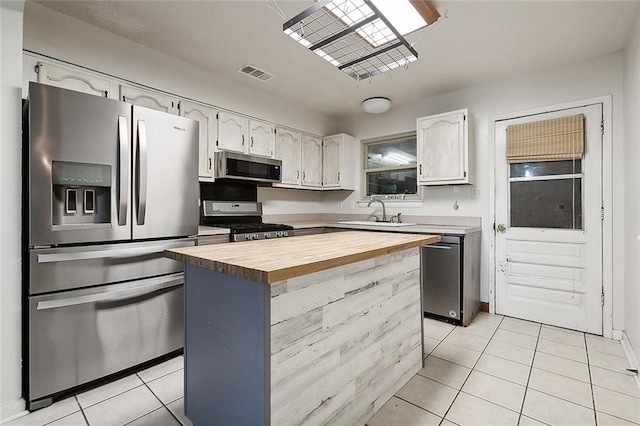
[[489, 95, 613, 338]]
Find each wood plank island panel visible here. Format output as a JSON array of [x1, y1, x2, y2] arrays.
[[166, 231, 439, 284], [270, 248, 423, 425]]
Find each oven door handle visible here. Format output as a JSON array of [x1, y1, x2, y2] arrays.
[[36, 275, 183, 310]]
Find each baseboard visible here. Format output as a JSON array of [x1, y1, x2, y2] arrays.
[[0, 398, 27, 425], [480, 302, 489, 313], [621, 332, 640, 391]]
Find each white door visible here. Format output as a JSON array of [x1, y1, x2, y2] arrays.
[[495, 104, 603, 334]]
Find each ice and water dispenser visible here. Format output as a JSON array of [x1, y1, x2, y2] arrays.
[[51, 161, 111, 227]]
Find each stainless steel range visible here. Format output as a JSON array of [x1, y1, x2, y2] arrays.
[[201, 201, 293, 242]]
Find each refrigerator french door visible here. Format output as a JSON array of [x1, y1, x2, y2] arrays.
[[25, 82, 199, 410]]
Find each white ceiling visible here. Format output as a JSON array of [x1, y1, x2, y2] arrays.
[[35, 0, 639, 118]]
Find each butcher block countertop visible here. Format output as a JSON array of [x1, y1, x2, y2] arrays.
[[166, 230, 439, 284]]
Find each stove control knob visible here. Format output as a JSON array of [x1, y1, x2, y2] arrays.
[[265, 232, 272, 239], [251, 234, 258, 240], [245, 235, 251, 241], [283, 231, 289, 237]]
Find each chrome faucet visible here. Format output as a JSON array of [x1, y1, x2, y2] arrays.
[[367, 198, 387, 222]]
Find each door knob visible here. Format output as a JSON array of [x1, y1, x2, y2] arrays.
[[497, 224, 507, 232]]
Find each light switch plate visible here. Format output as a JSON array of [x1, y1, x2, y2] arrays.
[[472, 187, 483, 198]]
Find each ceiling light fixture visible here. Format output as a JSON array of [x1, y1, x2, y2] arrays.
[[283, 0, 440, 81], [362, 97, 391, 114]]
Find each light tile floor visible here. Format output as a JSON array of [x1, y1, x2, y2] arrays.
[[369, 313, 640, 426], [7, 313, 640, 425]]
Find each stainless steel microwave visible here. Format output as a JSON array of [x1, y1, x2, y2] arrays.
[[213, 151, 282, 184]]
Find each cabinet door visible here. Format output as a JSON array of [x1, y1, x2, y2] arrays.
[[249, 120, 275, 158], [37, 62, 110, 98], [217, 111, 248, 154], [301, 134, 323, 188], [274, 127, 302, 186], [322, 136, 342, 188], [181, 101, 216, 178], [417, 109, 468, 185], [120, 85, 177, 114]]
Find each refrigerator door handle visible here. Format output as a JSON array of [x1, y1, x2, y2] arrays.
[[36, 245, 175, 263], [36, 274, 183, 310], [117, 115, 129, 226], [136, 120, 148, 225]]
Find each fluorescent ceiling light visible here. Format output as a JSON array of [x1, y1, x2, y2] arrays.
[[324, 0, 427, 48], [284, 0, 439, 81]]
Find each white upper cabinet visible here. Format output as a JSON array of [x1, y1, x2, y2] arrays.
[[301, 134, 323, 188], [274, 127, 302, 187], [37, 62, 110, 98], [249, 120, 275, 158], [417, 108, 470, 185], [217, 111, 248, 154], [322, 133, 355, 190], [120, 85, 178, 114], [181, 101, 216, 179]]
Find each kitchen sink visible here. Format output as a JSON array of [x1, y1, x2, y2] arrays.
[[336, 221, 417, 227]]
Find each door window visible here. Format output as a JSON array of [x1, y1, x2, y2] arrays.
[[509, 160, 583, 229]]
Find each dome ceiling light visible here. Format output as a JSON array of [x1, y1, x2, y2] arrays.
[[362, 97, 391, 114]]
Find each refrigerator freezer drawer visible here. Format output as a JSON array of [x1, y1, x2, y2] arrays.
[[29, 274, 184, 404], [29, 238, 195, 295]]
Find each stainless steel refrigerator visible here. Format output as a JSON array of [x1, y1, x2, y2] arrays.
[[24, 82, 199, 410]]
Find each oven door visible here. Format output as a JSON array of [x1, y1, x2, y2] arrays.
[[28, 274, 184, 407]]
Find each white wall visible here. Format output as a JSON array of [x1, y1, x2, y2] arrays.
[[623, 7, 640, 357], [22, 2, 332, 216], [334, 53, 625, 331], [0, 1, 25, 421]]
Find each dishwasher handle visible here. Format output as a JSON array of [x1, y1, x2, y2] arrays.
[[423, 244, 453, 250]]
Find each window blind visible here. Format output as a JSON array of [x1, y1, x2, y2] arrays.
[[506, 114, 584, 163]]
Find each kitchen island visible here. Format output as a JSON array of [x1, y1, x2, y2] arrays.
[[165, 231, 439, 425]]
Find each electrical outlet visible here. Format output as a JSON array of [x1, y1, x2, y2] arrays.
[[349, 201, 355, 210], [337, 202, 343, 209], [472, 187, 483, 198]]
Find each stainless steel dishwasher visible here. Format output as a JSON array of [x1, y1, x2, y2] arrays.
[[421, 236, 462, 322]]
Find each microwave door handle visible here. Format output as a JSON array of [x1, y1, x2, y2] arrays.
[[136, 120, 148, 225], [117, 116, 129, 226], [36, 275, 183, 310]]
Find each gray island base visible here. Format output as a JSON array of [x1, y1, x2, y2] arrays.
[[166, 231, 439, 425]]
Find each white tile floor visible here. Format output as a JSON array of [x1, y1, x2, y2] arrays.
[[7, 313, 640, 425]]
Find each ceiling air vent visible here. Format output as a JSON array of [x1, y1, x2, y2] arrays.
[[238, 64, 275, 82]]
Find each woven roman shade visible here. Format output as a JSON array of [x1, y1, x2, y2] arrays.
[[506, 114, 584, 163]]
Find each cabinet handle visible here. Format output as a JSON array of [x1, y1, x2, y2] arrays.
[[251, 137, 254, 148], [297, 170, 300, 180], [302, 171, 305, 181], [209, 158, 212, 170], [419, 164, 422, 174], [338, 172, 340, 181], [242, 135, 245, 146]]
